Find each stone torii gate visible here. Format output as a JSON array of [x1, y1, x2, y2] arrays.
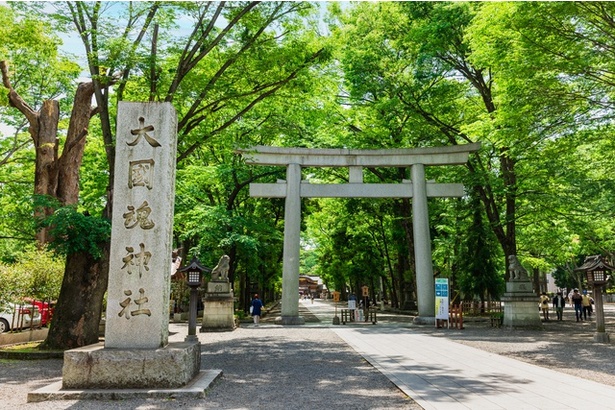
[[237, 143, 480, 325]]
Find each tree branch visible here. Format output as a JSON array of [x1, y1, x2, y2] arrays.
[[177, 48, 325, 162], [166, 2, 260, 100], [0, 61, 39, 142]]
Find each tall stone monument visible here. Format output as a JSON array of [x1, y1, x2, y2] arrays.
[[62, 102, 201, 389], [501, 255, 542, 329], [201, 255, 236, 332]]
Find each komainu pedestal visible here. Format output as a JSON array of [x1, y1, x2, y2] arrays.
[[201, 280, 235, 332], [501, 255, 542, 329]]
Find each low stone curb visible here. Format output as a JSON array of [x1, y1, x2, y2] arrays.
[[0, 349, 63, 360]]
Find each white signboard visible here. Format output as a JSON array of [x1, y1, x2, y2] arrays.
[[435, 278, 449, 320]]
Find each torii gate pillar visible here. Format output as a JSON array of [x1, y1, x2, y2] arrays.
[[238, 144, 480, 325], [279, 163, 304, 325], [411, 163, 434, 324]]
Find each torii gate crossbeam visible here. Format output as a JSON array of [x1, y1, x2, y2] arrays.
[[237, 143, 480, 325]]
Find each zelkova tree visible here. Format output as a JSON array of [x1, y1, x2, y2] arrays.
[[1, 64, 97, 238], [469, 2, 615, 277], [0, 3, 135, 348], [3, 1, 328, 349], [330, 2, 615, 297], [0, 5, 82, 249], [331, 2, 520, 279]]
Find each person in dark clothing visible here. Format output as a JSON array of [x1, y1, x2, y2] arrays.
[[552, 292, 566, 321], [570, 289, 583, 322], [251, 294, 264, 326]]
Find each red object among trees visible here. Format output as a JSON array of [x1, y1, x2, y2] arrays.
[[22, 298, 55, 326]]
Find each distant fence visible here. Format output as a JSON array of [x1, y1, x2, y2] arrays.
[[458, 300, 502, 316], [442, 301, 502, 330], [448, 304, 463, 329]]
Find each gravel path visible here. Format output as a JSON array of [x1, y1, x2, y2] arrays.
[[2, 304, 615, 410], [0, 327, 420, 410]]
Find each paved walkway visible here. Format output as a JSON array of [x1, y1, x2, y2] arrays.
[[299, 299, 615, 410]]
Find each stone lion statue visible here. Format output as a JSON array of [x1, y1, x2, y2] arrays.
[[211, 255, 230, 281], [508, 255, 528, 281]]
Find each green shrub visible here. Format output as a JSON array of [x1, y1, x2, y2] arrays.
[[38, 205, 110, 260], [235, 310, 248, 320], [0, 247, 64, 305]]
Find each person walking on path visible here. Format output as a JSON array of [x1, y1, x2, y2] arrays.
[[568, 289, 575, 307], [552, 291, 566, 321], [539, 292, 550, 321], [571, 289, 584, 322], [582, 290, 592, 320], [251, 294, 264, 326]]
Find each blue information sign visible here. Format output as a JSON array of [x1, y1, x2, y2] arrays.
[[435, 278, 449, 320]]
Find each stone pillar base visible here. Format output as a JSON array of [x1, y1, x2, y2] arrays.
[[62, 341, 201, 389], [274, 315, 305, 325], [501, 282, 542, 329], [201, 285, 235, 332]]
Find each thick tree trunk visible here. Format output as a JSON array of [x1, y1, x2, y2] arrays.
[[2, 62, 107, 349], [44, 244, 109, 350], [390, 275, 399, 309], [43, 82, 102, 350], [228, 244, 237, 288], [240, 265, 248, 312], [57, 82, 96, 204], [2, 62, 96, 237], [532, 267, 541, 295], [33, 100, 60, 244], [2, 61, 59, 244]]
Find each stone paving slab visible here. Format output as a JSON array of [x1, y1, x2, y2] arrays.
[[296, 299, 615, 410]]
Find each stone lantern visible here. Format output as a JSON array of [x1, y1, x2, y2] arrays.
[[575, 255, 614, 343], [178, 257, 209, 342]]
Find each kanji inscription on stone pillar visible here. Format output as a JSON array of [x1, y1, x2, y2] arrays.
[[105, 102, 177, 349]]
